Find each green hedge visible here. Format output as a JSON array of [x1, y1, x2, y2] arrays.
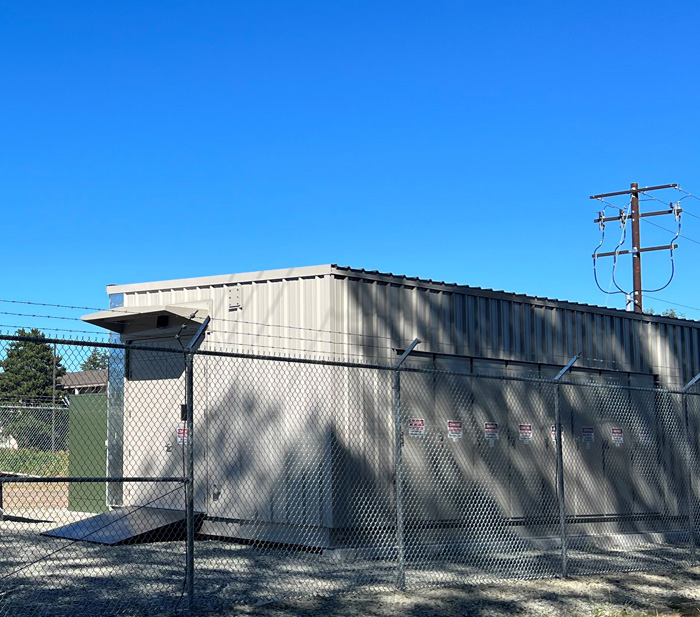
[[0, 448, 69, 477]]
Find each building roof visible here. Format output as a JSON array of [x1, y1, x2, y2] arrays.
[[61, 370, 108, 389]]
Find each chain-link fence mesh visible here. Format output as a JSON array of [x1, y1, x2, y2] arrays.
[[0, 337, 188, 617], [1, 333, 700, 616]]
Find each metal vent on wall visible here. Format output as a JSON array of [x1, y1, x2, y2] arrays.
[[228, 286, 242, 311]]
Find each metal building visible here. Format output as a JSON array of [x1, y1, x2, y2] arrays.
[[82, 264, 700, 546]]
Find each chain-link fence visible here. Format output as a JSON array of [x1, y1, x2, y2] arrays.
[[1, 333, 700, 616]]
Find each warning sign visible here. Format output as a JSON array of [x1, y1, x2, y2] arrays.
[[638, 428, 653, 446], [177, 427, 188, 445], [519, 424, 533, 443], [551, 425, 557, 443], [409, 419, 425, 437], [581, 426, 595, 444], [447, 421, 463, 440], [611, 427, 624, 445], [484, 422, 499, 440]]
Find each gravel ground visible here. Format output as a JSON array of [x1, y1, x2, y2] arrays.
[[229, 568, 700, 617], [2, 510, 700, 617]]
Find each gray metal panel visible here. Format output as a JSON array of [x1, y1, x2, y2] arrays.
[[506, 365, 557, 522], [43, 507, 200, 545], [205, 357, 332, 529], [628, 374, 665, 520], [560, 372, 606, 518], [470, 359, 510, 519]]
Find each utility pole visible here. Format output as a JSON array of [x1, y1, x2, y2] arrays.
[[591, 182, 679, 313], [630, 183, 642, 313]]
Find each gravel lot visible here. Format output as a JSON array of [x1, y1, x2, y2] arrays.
[[2, 510, 700, 617], [232, 568, 700, 617]]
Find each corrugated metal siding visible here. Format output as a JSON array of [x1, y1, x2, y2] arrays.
[[115, 269, 700, 386], [106, 265, 700, 545], [120, 274, 334, 358], [331, 274, 700, 387]]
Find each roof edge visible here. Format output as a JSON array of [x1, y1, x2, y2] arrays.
[[330, 265, 699, 326], [106, 265, 334, 295]]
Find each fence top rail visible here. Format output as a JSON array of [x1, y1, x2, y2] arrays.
[[0, 333, 397, 371], [0, 333, 695, 395], [0, 476, 187, 483]]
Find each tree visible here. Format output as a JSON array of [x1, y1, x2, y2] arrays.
[[0, 328, 67, 449], [644, 308, 687, 319], [81, 349, 109, 371]]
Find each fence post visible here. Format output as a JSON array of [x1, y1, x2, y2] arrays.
[[393, 338, 421, 591], [184, 316, 210, 613], [185, 351, 195, 611], [682, 372, 700, 564], [52, 342, 57, 453], [553, 354, 580, 578]]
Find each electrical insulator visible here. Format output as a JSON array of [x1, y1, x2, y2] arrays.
[[672, 201, 682, 222]]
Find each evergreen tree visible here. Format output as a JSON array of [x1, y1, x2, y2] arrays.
[[0, 328, 67, 449], [81, 349, 109, 371]]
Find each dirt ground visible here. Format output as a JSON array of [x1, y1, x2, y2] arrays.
[[220, 568, 700, 617], [1, 482, 68, 508]]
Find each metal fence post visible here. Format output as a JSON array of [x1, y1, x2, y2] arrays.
[[52, 342, 57, 453], [393, 338, 421, 591], [184, 316, 210, 612], [553, 354, 580, 578], [185, 351, 195, 611], [682, 371, 700, 564]]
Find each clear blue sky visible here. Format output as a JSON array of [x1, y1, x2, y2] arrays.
[[2, 1, 700, 338]]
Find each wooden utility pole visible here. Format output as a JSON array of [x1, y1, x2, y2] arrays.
[[591, 182, 679, 313], [630, 183, 642, 312]]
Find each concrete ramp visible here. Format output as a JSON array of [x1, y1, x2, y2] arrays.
[[43, 507, 203, 545]]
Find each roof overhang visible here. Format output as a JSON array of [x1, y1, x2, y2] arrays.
[[82, 302, 210, 336]]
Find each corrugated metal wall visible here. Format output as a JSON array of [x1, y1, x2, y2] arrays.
[[112, 266, 700, 387], [330, 270, 700, 387], [121, 274, 335, 358], [106, 266, 700, 547]]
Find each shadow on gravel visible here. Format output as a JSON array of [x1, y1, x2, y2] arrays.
[[226, 567, 700, 617]]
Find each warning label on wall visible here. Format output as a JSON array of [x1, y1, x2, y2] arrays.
[[484, 422, 499, 440], [551, 425, 557, 443], [177, 427, 188, 445], [638, 428, 653, 445], [447, 421, 463, 440], [519, 424, 533, 442], [409, 419, 425, 437], [611, 427, 624, 445], [582, 426, 595, 444]]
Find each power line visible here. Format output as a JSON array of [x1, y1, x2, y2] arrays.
[[0, 310, 85, 322], [641, 218, 700, 246], [0, 324, 110, 337], [0, 298, 397, 343], [0, 309, 401, 350], [640, 295, 700, 314]]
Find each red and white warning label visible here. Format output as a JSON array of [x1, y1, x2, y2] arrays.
[[177, 427, 188, 445], [447, 421, 463, 440], [409, 418, 426, 437], [484, 422, 499, 440], [581, 426, 595, 444], [551, 425, 557, 443], [519, 423, 533, 442], [611, 427, 624, 445]]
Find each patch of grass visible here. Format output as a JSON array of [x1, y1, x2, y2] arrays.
[[0, 448, 69, 476]]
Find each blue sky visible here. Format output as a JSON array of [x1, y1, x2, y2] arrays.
[[1, 1, 700, 338]]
